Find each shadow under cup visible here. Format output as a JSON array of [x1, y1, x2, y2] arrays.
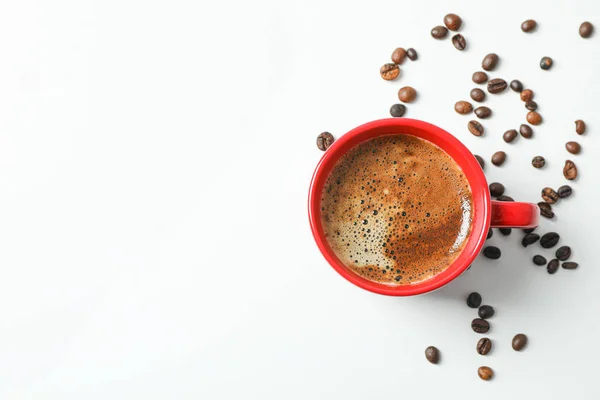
[[308, 118, 491, 296]]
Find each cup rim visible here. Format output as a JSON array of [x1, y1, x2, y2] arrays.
[[308, 118, 491, 296]]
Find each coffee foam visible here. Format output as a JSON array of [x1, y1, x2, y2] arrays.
[[320, 134, 473, 286]]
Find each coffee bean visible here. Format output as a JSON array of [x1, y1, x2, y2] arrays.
[[558, 185, 572, 198], [503, 129, 518, 143], [520, 89, 534, 102], [522, 233, 540, 247], [541, 232, 560, 248], [499, 228, 512, 236], [521, 19, 537, 32], [542, 187, 559, 204], [497, 195, 514, 202], [406, 48, 418, 61], [525, 101, 538, 111], [491, 151, 506, 166], [562, 261, 579, 270], [380, 63, 400, 80], [451, 34, 466, 50], [316, 132, 335, 151], [475, 154, 485, 170], [478, 366, 494, 381], [468, 120, 484, 137], [563, 160, 578, 180], [472, 318, 490, 333], [470, 88, 486, 102], [444, 13, 462, 31], [538, 202, 554, 219], [580, 22, 594, 38], [482, 53, 499, 71], [476, 338, 492, 355], [398, 86, 417, 103], [532, 156, 545, 168], [483, 246, 501, 259], [478, 305, 495, 319], [454, 101, 473, 114], [475, 106, 492, 119], [431, 25, 449, 39], [489, 182, 505, 197], [520, 124, 533, 138], [425, 346, 439, 364], [524, 227, 536, 233], [540, 56, 553, 70], [487, 228, 493, 239], [512, 334, 528, 351], [527, 111, 542, 125], [467, 292, 482, 308], [575, 119, 586, 134], [472, 71, 488, 84], [391, 47, 407, 64], [390, 104, 407, 117], [533, 255, 547, 266], [566, 141, 581, 154], [547, 259, 559, 274], [556, 246, 571, 261], [510, 79, 524, 92], [487, 78, 507, 94]]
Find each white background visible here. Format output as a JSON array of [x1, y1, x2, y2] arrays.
[[0, 0, 598, 398]]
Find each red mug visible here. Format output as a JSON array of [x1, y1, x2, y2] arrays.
[[308, 118, 539, 296]]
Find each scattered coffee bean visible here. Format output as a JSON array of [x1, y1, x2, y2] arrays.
[[491, 151, 506, 166], [478, 366, 493, 381], [575, 119, 586, 134], [391, 47, 407, 64], [580, 22, 594, 38], [512, 334, 528, 351], [521, 19, 537, 32], [390, 104, 407, 117], [520, 124, 533, 138], [487, 228, 493, 239], [316, 132, 335, 151], [532, 156, 545, 168], [398, 86, 417, 103], [522, 233, 540, 247], [566, 141, 581, 154], [503, 129, 518, 143], [520, 89, 534, 102], [454, 101, 473, 114], [527, 111, 542, 125], [538, 202, 554, 219], [542, 187, 559, 204], [487, 78, 507, 94], [524, 227, 537, 233], [470, 88, 486, 102], [499, 228, 512, 236], [425, 346, 439, 364], [380, 63, 400, 81], [547, 259, 559, 274], [444, 13, 462, 31], [540, 56, 553, 70], [525, 101, 538, 111], [472, 71, 488, 84], [483, 246, 501, 259], [489, 182, 505, 197], [431, 25, 449, 39], [562, 261, 578, 270], [468, 120, 484, 137], [556, 246, 571, 261], [406, 48, 418, 61], [476, 338, 492, 355], [482, 53, 499, 71], [497, 195, 514, 202], [510, 79, 524, 92], [467, 292, 482, 308], [475, 106, 492, 119], [472, 318, 490, 333], [533, 255, 547, 266], [475, 154, 485, 170], [541, 232, 560, 248], [563, 160, 578, 180], [558, 185, 572, 198], [478, 305, 495, 319], [452, 34, 467, 50]]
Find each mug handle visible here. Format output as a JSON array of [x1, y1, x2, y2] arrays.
[[490, 201, 540, 229]]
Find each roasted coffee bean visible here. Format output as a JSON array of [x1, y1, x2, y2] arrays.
[[499, 228, 512, 236], [522, 233, 540, 247], [497, 195, 514, 202], [475, 154, 485, 170], [431, 25, 449, 39], [475, 106, 492, 119], [510, 79, 524, 92], [580, 22, 594, 38], [540, 56, 553, 70], [521, 19, 537, 32], [444, 13, 462, 31], [478, 366, 493, 381], [472, 318, 490, 333], [503, 129, 518, 143], [454, 101, 473, 114], [532, 156, 545, 168], [525, 101, 538, 111], [524, 227, 536, 233], [563, 160, 578, 180], [316, 132, 335, 151], [562, 261, 579, 270], [451, 34, 466, 50], [468, 120, 484, 137], [477, 338, 492, 355], [533, 255, 547, 266], [482, 53, 499, 71], [547, 259, 559, 274], [566, 141, 581, 154], [470, 88, 486, 102], [390, 104, 407, 117], [491, 151, 506, 166], [472, 71, 488, 84], [478, 305, 495, 319], [406, 48, 418, 61], [520, 89, 534, 102], [489, 182, 505, 197], [538, 202, 554, 219], [541, 232, 560, 248], [512, 334, 528, 351], [487, 78, 507, 94], [520, 124, 533, 138], [558, 185, 572, 198], [556, 246, 571, 261], [542, 187, 559, 204], [391, 47, 407, 64], [487, 228, 493, 239], [398, 86, 417, 103], [527, 111, 542, 125], [380, 63, 400, 80], [483, 246, 501, 259], [467, 292, 482, 308], [425, 346, 439, 364], [575, 119, 586, 134]]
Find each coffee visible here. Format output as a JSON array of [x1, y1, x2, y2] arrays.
[[320, 134, 473, 285]]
